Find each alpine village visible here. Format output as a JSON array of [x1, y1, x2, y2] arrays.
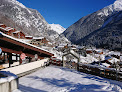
[[0, 0, 122, 92]]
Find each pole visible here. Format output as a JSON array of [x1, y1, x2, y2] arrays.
[[8, 53, 12, 67]]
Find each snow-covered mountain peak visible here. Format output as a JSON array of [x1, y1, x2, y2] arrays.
[[49, 24, 66, 34], [7, 0, 26, 9], [97, 0, 122, 17], [113, 0, 122, 11], [116, 0, 122, 2]]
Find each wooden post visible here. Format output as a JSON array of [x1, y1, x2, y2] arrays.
[[3, 52, 5, 63], [29, 57, 31, 62], [8, 53, 12, 67], [19, 55, 21, 65], [16, 54, 18, 62], [77, 58, 80, 71], [62, 56, 65, 67]]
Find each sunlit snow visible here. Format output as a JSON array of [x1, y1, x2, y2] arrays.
[[13, 66, 122, 92], [49, 24, 66, 34]]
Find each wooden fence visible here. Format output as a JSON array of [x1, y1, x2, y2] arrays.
[[49, 57, 122, 81], [49, 57, 63, 66], [78, 63, 122, 81]]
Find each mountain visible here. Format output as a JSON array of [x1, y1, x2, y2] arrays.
[[0, 0, 70, 45], [63, 0, 122, 51], [49, 24, 66, 34], [0, 0, 47, 36], [78, 11, 122, 51]]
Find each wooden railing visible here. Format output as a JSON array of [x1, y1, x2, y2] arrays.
[[78, 63, 122, 81], [49, 57, 122, 81], [49, 57, 63, 66]]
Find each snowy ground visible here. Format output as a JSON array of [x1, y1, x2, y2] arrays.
[[13, 66, 122, 92]]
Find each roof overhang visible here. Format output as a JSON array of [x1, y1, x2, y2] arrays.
[[0, 32, 54, 58]]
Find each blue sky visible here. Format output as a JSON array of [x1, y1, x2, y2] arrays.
[[17, 0, 115, 28]]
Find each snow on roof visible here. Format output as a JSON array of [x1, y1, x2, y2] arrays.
[[0, 27, 14, 32], [100, 63, 110, 68], [18, 39, 31, 43], [109, 58, 120, 63], [13, 31, 20, 33], [5, 27, 14, 31], [0, 32, 53, 55], [58, 45, 64, 48], [108, 51, 121, 56], [72, 47, 77, 50], [76, 46, 85, 49], [25, 36, 33, 38], [94, 54, 105, 61], [95, 50, 103, 53], [0, 24, 5, 26], [59, 44, 67, 46], [80, 54, 98, 63], [33, 37, 44, 40], [48, 42, 52, 45], [86, 49, 93, 51], [80, 58, 87, 63], [0, 27, 5, 30]]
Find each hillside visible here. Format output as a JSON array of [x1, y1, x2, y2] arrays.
[[63, 0, 122, 51], [0, 0, 70, 45], [77, 11, 122, 51]]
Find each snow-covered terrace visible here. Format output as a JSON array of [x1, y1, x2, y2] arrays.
[[13, 66, 122, 92]]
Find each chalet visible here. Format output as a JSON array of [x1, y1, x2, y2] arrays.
[[86, 49, 93, 54], [64, 44, 68, 49], [0, 27, 16, 36], [29, 40, 41, 46], [0, 24, 6, 28], [13, 31, 25, 39], [94, 50, 103, 54], [86, 49, 103, 55], [32, 37, 49, 46], [56, 45, 65, 51], [41, 37, 49, 44], [0, 32, 54, 69]]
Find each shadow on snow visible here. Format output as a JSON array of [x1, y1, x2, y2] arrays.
[[27, 76, 107, 92], [18, 84, 46, 92], [20, 66, 121, 92]]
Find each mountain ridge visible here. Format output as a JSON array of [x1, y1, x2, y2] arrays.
[[63, 0, 122, 51]]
